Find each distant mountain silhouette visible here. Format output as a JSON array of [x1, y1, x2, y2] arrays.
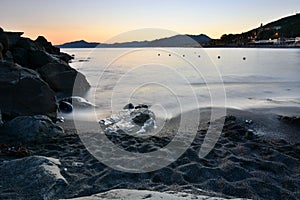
[[56, 34, 211, 48], [56, 40, 100, 48]]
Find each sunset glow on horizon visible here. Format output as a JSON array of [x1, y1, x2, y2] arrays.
[[1, 0, 299, 45]]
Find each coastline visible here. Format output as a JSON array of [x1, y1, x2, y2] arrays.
[[201, 45, 300, 49]]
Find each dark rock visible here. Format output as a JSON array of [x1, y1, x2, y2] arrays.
[[15, 37, 41, 51], [123, 103, 134, 109], [28, 50, 61, 69], [0, 61, 57, 120], [57, 52, 74, 63], [0, 28, 9, 55], [59, 101, 73, 113], [61, 96, 95, 108], [134, 104, 149, 109], [0, 115, 63, 143], [5, 31, 23, 48], [35, 36, 60, 55], [279, 115, 300, 127], [3, 50, 14, 62], [131, 109, 151, 125], [0, 156, 67, 199], [11, 47, 29, 66], [37, 63, 90, 97]]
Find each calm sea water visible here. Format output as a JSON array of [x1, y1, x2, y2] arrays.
[[62, 48, 300, 119]]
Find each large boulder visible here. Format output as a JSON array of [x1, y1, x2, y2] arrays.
[[0, 156, 68, 200], [0, 115, 63, 143], [37, 63, 90, 97], [28, 50, 62, 69], [0, 61, 57, 120], [11, 47, 29, 66]]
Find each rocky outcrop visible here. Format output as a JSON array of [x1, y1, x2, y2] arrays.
[[0, 115, 63, 143], [0, 27, 90, 121], [0, 156, 67, 200], [12, 37, 63, 69], [37, 63, 90, 97], [0, 61, 57, 120]]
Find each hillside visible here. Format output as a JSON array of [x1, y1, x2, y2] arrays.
[[57, 34, 211, 48], [211, 13, 300, 46]]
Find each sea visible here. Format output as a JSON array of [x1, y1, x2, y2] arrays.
[[61, 48, 300, 120]]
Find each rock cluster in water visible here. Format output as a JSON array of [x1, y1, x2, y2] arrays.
[[99, 103, 156, 135]]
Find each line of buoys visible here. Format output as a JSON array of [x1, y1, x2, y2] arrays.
[[156, 53, 248, 61]]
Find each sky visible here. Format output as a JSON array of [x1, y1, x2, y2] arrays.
[[0, 0, 299, 45]]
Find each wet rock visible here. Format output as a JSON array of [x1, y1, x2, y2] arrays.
[[0, 61, 57, 120], [59, 101, 73, 113], [0, 115, 63, 143], [123, 103, 134, 109], [0, 156, 67, 200], [134, 104, 149, 109], [131, 109, 151, 125], [57, 52, 74, 63], [61, 96, 95, 108], [37, 63, 90, 97]]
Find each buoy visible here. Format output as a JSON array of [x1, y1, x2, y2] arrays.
[[243, 57, 246, 60], [218, 56, 221, 59]]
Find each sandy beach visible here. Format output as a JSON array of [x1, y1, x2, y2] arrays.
[[1, 106, 298, 199]]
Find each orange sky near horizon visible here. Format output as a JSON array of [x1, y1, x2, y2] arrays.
[[1, 0, 299, 45]]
